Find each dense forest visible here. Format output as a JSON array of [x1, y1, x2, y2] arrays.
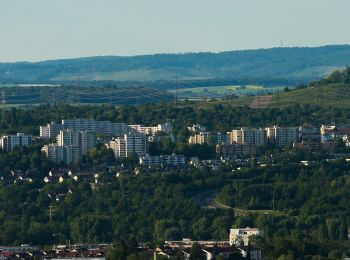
[[2, 102, 350, 136]]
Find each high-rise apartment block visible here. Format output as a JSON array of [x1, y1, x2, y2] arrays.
[[265, 125, 298, 147], [40, 119, 130, 139], [0, 133, 32, 152], [40, 122, 63, 139], [42, 129, 96, 164], [107, 132, 148, 159], [228, 128, 266, 147], [129, 122, 173, 135]]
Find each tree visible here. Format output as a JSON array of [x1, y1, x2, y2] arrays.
[[189, 243, 206, 260]]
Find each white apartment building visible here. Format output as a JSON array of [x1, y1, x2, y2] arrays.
[[229, 228, 261, 246], [107, 132, 148, 159], [41, 144, 80, 165], [0, 133, 32, 152], [228, 128, 266, 147], [57, 129, 96, 156], [130, 123, 173, 135], [40, 122, 63, 139], [40, 119, 130, 138], [189, 132, 227, 145], [189, 132, 211, 144], [265, 125, 298, 147], [42, 130, 96, 164], [139, 153, 186, 167], [188, 124, 207, 133]]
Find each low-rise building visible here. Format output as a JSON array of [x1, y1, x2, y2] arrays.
[[229, 228, 261, 246], [188, 124, 207, 133], [293, 142, 335, 151], [130, 123, 173, 135], [139, 153, 186, 167], [216, 143, 256, 158]]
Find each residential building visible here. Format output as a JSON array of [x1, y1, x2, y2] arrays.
[[293, 142, 335, 151], [107, 132, 148, 159], [0, 133, 32, 152], [216, 144, 256, 158], [41, 144, 80, 165], [228, 128, 266, 147], [188, 124, 207, 133], [298, 124, 320, 141], [139, 153, 186, 167], [265, 125, 298, 147], [40, 122, 63, 139], [320, 124, 350, 143], [57, 129, 95, 156], [42, 130, 96, 164], [189, 132, 226, 145], [40, 119, 130, 138], [130, 123, 173, 135], [229, 228, 261, 246], [189, 132, 212, 144]]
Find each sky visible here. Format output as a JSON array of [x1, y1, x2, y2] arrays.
[[0, 0, 349, 62]]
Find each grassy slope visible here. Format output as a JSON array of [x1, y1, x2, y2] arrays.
[[186, 82, 350, 110], [268, 83, 350, 108]]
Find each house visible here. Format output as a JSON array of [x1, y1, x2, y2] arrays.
[[229, 228, 261, 246]]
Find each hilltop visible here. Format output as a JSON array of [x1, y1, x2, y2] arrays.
[[1, 45, 350, 86]]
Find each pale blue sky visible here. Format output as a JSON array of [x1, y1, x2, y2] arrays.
[[0, 0, 349, 62]]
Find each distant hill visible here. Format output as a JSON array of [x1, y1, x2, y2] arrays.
[[260, 67, 350, 108], [267, 83, 350, 108], [1, 45, 350, 86]]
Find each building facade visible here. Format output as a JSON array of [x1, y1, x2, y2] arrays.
[[42, 130, 96, 164], [0, 133, 32, 152], [40, 119, 130, 139], [229, 228, 261, 246], [139, 153, 186, 167], [265, 125, 298, 147], [40, 122, 63, 139], [108, 132, 148, 159], [228, 128, 266, 147], [216, 144, 256, 158]]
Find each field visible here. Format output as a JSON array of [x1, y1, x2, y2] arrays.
[[170, 85, 286, 99], [0, 85, 173, 106]]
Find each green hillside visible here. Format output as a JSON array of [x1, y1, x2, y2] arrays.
[[268, 83, 350, 108]]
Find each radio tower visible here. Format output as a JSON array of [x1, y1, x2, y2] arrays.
[[2, 91, 6, 121]]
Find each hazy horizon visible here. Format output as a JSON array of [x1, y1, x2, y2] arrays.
[[1, 0, 350, 62]]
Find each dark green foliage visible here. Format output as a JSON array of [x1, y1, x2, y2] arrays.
[[189, 243, 206, 260]]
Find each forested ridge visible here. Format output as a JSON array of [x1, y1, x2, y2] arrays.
[[1, 45, 350, 83]]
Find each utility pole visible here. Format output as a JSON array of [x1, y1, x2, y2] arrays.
[[136, 86, 139, 107], [48, 203, 54, 222], [2, 91, 6, 121], [229, 89, 232, 107], [272, 190, 275, 211], [174, 75, 178, 106]]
